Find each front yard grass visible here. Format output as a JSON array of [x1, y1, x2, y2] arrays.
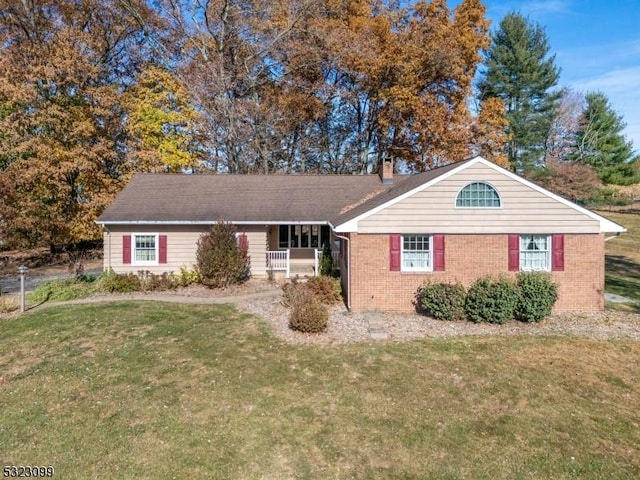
[[1, 301, 639, 479], [599, 208, 640, 307]]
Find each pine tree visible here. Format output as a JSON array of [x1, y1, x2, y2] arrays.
[[572, 92, 640, 185], [478, 12, 560, 171]]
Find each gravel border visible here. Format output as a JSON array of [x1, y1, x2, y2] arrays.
[[3, 278, 639, 344], [234, 290, 640, 345]]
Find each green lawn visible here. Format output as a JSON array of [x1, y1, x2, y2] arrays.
[[1, 302, 639, 479], [600, 208, 640, 306]]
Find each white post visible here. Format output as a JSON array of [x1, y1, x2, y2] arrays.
[[314, 249, 320, 276], [285, 249, 290, 279], [18, 265, 28, 312]]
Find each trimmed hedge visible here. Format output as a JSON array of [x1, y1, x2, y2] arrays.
[[417, 274, 559, 324], [515, 272, 558, 322], [419, 282, 466, 321], [464, 276, 520, 324]]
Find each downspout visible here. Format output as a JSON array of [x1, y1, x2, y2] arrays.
[[102, 225, 111, 271], [333, 233, 351, 310], [604, 233, 622, 242]]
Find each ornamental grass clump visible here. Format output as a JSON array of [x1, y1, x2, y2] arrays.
[[419, 282, 466, 321], [465, 275, 519, 324], [304, 276, 342, 304], [0, 294, 19, 313], [515, 272, 558, 322], [288, 289, 329, 334], [283, 279, 331, 333]]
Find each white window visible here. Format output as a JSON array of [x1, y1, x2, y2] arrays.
[[456, 182, 501, 208], [520, 235, 550, 271], [133, 234, 158, 264], [402, 235, 432, 272]]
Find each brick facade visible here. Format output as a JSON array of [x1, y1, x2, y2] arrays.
[[347, 233, 604, 312]]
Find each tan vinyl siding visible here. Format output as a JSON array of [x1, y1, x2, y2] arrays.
[[103, 225, 268, 276], [238, 226, 268, 276], [358, 163, 600, 234]]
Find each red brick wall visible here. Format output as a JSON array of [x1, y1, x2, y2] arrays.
[[347, 233, 604, 312]]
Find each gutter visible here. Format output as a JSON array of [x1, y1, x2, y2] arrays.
[[96, 220, 331, 226]]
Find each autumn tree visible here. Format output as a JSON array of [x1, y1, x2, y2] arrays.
[[146, 0, 491, 174], [471, 96, 511, 168], [0, 0, 162, 248], [527, 159, 602, 204], [571, 91, 640, 185], [125, 66, 205, 173], [478, 11, 560, 171]]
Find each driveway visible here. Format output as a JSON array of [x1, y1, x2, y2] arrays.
[[0, 266, 103, 294]]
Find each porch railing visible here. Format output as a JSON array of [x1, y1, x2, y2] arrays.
[[266, 249, 290, 278]]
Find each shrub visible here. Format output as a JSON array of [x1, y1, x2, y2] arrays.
[[515, 272, 558, 322], [30, 278, 98, 303], [319, 242, 333, 276], [196, 221, 251, 288], [0, 294, 19, 313], [304, 276, 342, 304], [95, 270, 141, 293], [419, 282, 466, 321], [137, 271, 178, 292], [171, 266, 200, 287], [465, 276, 519, 324], [282, 279, 308, 307], [289, 289, 329, 333]]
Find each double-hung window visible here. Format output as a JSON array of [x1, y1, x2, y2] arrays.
[[402, 235, 432, 271], [520, 235, 550, 271], [133, 234, 158, 264]]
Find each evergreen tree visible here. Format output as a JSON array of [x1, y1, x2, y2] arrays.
[[572, 92, 640, 185], [478, 12, 560, 171]]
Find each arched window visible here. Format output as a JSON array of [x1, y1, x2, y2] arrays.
[[456, 182, 501, 208]]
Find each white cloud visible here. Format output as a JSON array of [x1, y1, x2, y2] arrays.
[[521, 0, 571, 14], [570, 66, 640, 150]]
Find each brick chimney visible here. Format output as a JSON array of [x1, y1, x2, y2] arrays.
[[380, 156, 393, 185]]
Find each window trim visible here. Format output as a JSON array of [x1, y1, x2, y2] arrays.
[[401, 234, 433, 272], [519, 234, 551, 272], [455, 181, 502, 209], [131, 233, 159, 266]]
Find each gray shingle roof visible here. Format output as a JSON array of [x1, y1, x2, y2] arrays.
[[331, 160, 470, 226], [97, 173, 388, 223], [97, 161, 470, 225]]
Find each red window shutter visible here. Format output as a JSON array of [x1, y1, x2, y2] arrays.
[[159, 235, 167, 264], [552, 234, 564, 271], [123, 235, 131, 264], [433, 234, 445, 271], [508, 234, 520, 272], [389, 234, 401, 271]]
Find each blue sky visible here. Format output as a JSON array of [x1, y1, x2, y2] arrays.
[[469, 0, 640, 153]]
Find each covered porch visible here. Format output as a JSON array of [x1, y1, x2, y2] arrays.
[[264, 224, 339, 278]]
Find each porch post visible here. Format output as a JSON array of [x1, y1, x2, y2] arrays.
[[286, 249, 290, 279]]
